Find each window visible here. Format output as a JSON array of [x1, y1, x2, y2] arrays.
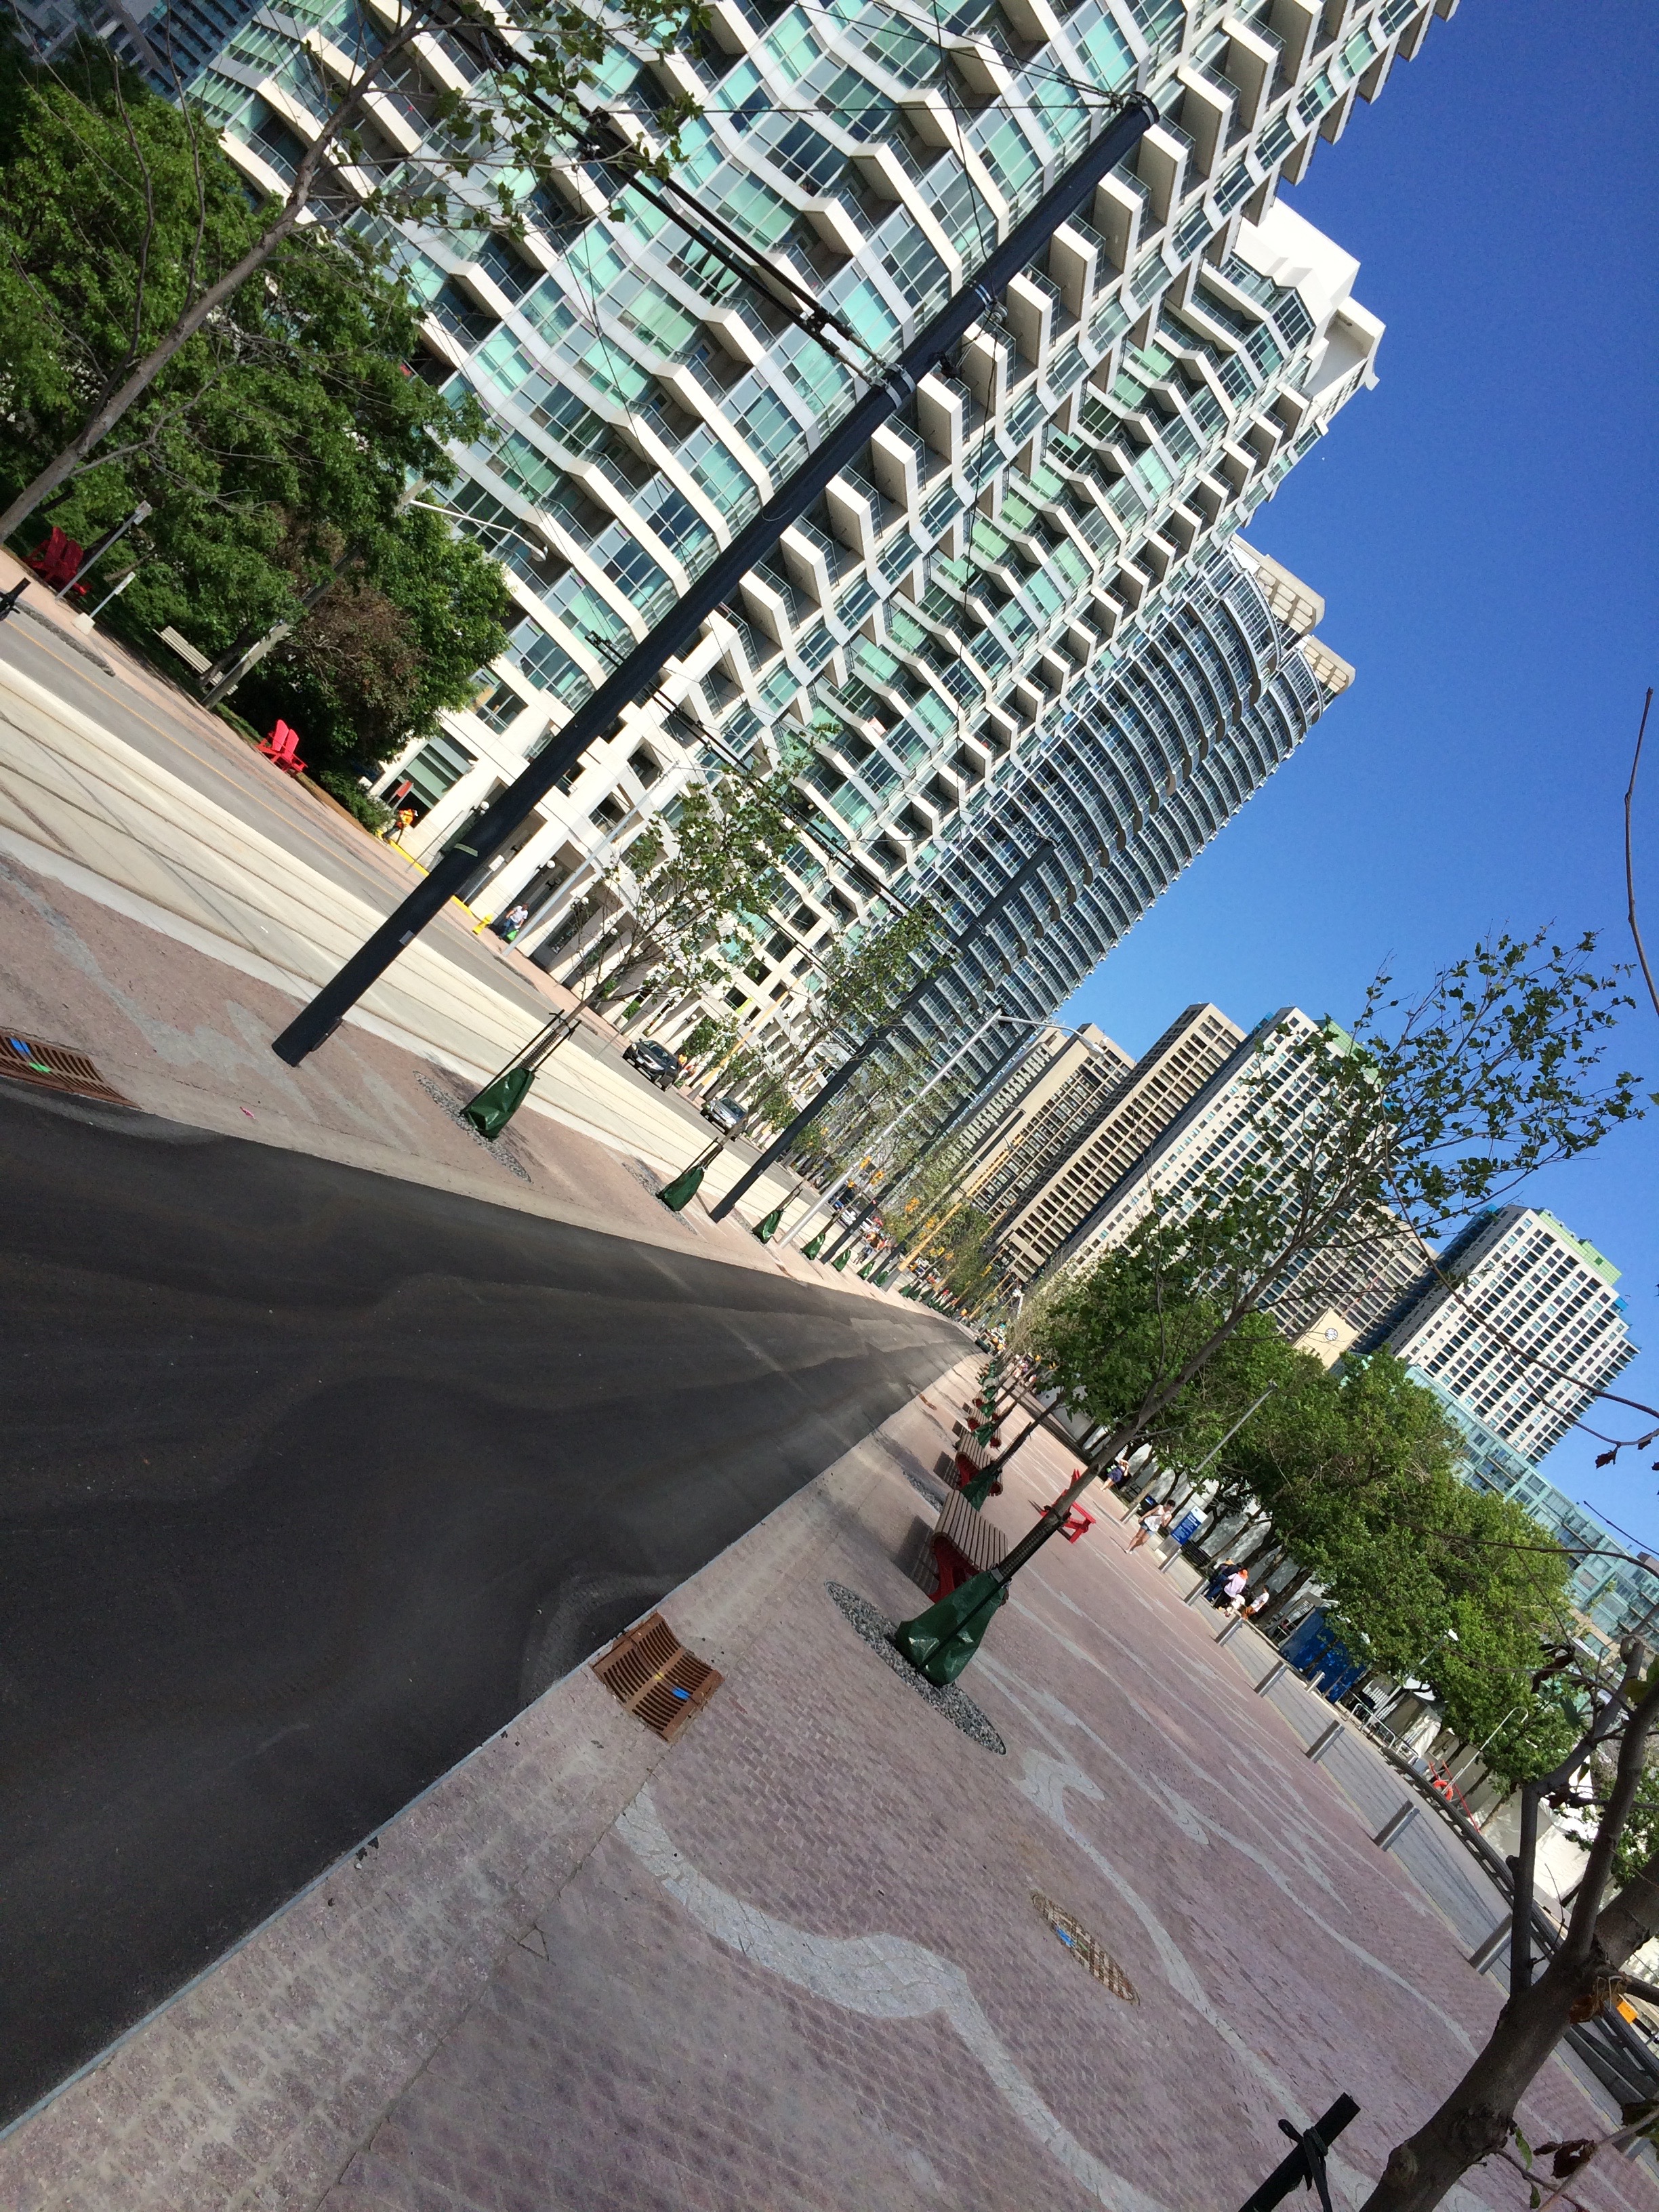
[[432, 279, 497, 344], [474, 235, 537, 302], [474, 679, 528, 733], [398, 730, 476, 811], [506, 619, 593, 707]]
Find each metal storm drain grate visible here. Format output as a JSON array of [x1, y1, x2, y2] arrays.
[[592, 1612, 722, 1742], [1031, 1893, 1139, 2003], [0, 1032, 129, 1107]]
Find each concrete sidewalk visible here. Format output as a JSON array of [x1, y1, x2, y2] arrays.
[[0, 556, 819, 1233], [4, 1368, 1649, 2212]]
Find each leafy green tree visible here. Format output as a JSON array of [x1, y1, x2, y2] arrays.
[[561, 760, 802, 1019], [0, 0, 698, 544], [237, 527, 511, 785], [789, 902, 941, 1067], [1029, 1250, 1578, 1780], [0, 40, 510, 781]]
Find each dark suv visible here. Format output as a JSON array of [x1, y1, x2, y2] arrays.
[[623, 1038, 682, 1090]]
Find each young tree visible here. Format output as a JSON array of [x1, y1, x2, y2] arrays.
[[0, 40, 510, 782], [787, 902, 941, 1069], [890, 929, 1639, 1666], [559, 759, 801, 1021], [0, 0, 699, 544]]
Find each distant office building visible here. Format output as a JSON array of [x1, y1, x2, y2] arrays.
[[958, 1022, 1132, 1193], [1368, 1207, 1637, 1464], [1267, 1206, 1435, 1347], [1035, 1012, 1425, 1336], [987, 1001, 1244, 1284]]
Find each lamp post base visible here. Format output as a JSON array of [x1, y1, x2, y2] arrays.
[[888, 1572, 1006, 1685]]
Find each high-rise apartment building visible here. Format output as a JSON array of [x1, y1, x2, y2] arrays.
[[888, 533, 1349, 1086], [956, 1021, 1132, 1187], [1034, 1005, 1429, 1339], [985, 999, 1242, 1282], [1364, 1207, 1637, 1465], [108, 0, 1452, 1059]]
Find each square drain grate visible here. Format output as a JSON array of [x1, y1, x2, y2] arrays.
[[592, 1612, 722, 1741], [1031, 1892, 1139, 2003], [0, 1032, 129, 1107]]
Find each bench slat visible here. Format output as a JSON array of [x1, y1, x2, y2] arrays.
[[935, 1488, 1008, 1573]]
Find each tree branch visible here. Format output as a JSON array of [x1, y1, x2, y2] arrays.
[[1624, 687, 1659, 1027]]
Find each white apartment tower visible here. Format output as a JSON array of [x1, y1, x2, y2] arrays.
[[1039, 1005, 1432, 1340], [108, 0, 1457, 1065], [1373, 1207, 1638, 1464]]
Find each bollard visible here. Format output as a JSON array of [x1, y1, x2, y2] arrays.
[[1306, 1718, 1345, 1765], [1254, 1659, 1288, 1696], [1216, 1614, 1244, 1645], [1374, 1803, 1419, 1851], [1468, 1916, 1512, 1973], [1156, 1542, 1183, 1574], [1183, 1578, 1211, 1607]]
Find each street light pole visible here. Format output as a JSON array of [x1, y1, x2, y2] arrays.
[[1162, 1387, 1279, 1517], [268, 99, 1154, 1069]]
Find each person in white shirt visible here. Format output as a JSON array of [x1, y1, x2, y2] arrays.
[[1128, 1502, 1173, 1552]]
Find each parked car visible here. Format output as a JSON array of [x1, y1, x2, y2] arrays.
[[623, 1038, 682, 1090], [701, 1094, 747, 1136]]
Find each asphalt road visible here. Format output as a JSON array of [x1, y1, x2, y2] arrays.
[[0, 1083, 966, 2123]]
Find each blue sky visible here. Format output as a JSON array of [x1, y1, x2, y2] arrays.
[[1059, 1, 1659, 1538]]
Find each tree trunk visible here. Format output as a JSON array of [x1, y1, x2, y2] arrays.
[[1258, 1565, 1312, 1627], [1361, 1809, 1659, 2209], [1357, 1954, 1604, 2211]]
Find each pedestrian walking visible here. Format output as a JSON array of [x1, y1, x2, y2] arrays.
[[1128, 1502, 1172, 1551], [491, 902, 531, 942]]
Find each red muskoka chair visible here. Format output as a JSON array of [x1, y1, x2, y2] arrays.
[[1033, 1494, 1096, 1544], [27, 528, 85, 594], [258, 720, 307, 776]]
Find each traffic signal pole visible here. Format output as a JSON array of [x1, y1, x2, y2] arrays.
[[270, 95, 1154, 1069]]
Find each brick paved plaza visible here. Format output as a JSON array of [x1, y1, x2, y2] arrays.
[[4, 1362, 1652, 2212]]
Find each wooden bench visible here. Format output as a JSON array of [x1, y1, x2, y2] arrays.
[[930, 1488, 1008, 1596]]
